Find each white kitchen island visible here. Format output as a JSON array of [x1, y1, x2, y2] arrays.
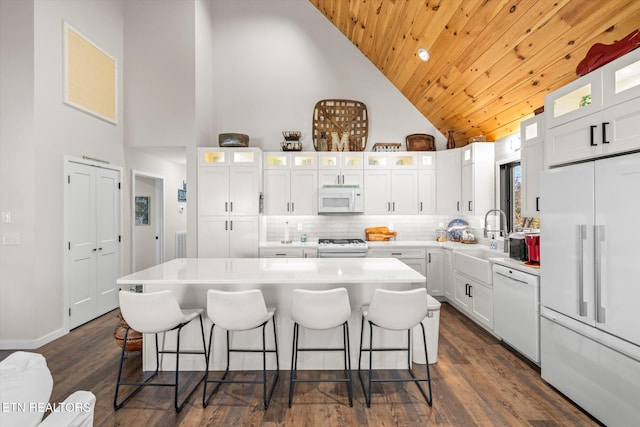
[[116, 257, 426, 371]]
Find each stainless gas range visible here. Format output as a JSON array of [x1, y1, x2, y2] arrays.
[[317, 238, 368, 258]]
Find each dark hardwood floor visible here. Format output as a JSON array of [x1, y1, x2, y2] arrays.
[[1, 303, 601, 426]]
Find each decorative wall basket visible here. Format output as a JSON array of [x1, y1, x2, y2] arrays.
[[312, 99, 368, 151]]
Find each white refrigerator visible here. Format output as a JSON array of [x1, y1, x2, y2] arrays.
[[540, 151, 640, 426]]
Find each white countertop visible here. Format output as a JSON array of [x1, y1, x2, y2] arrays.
[[117, 257, 426, 285]]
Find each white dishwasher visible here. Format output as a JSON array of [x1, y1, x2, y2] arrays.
[[493, 264, 540, 364]]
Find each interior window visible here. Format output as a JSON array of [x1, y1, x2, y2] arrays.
[[500, 162, 540, 232]]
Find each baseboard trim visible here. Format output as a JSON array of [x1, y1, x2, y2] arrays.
[[0, 327, 68, 350]]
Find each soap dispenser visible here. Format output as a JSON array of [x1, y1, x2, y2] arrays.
[[490, 234, 497, 250]]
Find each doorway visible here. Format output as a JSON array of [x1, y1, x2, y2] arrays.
[[131, 171, 164, 271]]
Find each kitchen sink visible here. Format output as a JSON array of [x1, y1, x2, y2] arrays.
[[453, 247, 496, 284]]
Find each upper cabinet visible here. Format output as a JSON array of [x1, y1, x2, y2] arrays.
[[364, 152, 419, 215], [520, 114, 544, 217], [460, 143, 495, 216], [545, 49, 640, 167], [418, 152, 437, 215], [436, 149, 462, 216], [198, 147, 261, 216], [263, 152, 317, 215], [197, 147, 262, 258], [318, 152, 364, 187], [436, 144, 494, 216]]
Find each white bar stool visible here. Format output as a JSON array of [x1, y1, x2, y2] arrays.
[[289, 288, 353, 407], [203, 289, 279, 409], [114, 290, 207, 412], [358, 288, 433, 407]]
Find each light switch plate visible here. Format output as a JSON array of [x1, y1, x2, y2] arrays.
[[1, 212, 10, 224], [2, 233, 20, 245]]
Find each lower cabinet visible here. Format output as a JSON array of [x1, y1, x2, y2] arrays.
[[368, 247, 426, 276], [199, 216, 258, 257], [426, 248, 443, 296], [453, 271, 493, 331], [259, 247, 317, 258], [442, 249, 454, 300]]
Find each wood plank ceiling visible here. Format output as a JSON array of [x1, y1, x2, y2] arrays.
[[309, 0, 640, 146]]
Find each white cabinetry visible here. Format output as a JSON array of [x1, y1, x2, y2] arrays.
[[520, 114, 544, 217], [436, 149, 461, 215], [197, 148, 261, 258], [545, 49, 640, 167], [442, 249, 454, 300], [364, 152, 419, 215], [460, 143, 495, 216], [453, 271, 493, 331], [426, 248, 443, 296], [418, 152, 437, 215], [368, 247, 426, 277], [259, 247, 317, 258], [263, 152, 317, 215], [318, 152, 364, 187]]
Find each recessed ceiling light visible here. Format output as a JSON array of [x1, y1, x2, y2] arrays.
[[417, 48, 430, 62]]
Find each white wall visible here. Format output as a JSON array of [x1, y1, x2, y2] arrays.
[[208, 0, 445, 151], [0, 0, 37, 345], [0, 0, 126, 347]]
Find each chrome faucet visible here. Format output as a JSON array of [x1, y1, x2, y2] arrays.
[[484, 209, 509, 253]]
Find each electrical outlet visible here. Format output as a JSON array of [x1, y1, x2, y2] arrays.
[[1, 212, 10, 224], [297, 223, 303, 231]]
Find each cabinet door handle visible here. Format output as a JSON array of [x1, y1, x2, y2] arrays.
[[590, 125, 598, 146], [230, 202, 233, 212], [428, 253, 431, 263], [457, 201, 460, 212], [230, 220, 233, 231], [291, 202, 295, 212], [465, 283, 469, 296], [388, 202, 391, 212], [578, 224, 587, 317], [225, 220, 228, 231], [287, 202, 290, 212], [468, 201, 473, 211], [536, 196, 540, 212], [391, 252, 402, 256], [602, 122, 610, 144], [595, 225, 606, 323], [392, 202, 395, 211], [468, 285, 473, 298], [275, 253, 286, 256], [225, 202, 228, 212], [420, 202, 423, 212]]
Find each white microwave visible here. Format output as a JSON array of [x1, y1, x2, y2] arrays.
[[318, 186, 364, 214]]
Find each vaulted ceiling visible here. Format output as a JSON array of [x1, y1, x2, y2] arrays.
[[310, 0, 640, 146]]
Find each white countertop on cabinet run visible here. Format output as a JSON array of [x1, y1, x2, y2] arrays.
[[116, 257, 425, 286]]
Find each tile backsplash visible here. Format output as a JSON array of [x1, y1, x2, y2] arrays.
[[262, 214, 490, 244]]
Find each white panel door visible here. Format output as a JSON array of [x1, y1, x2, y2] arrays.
[[390, 170, 418, 214], [198, 216, 230, 258], [364, 170, 391, 214], [67, 162, 97, 329], [540, 163, 595, 326], [66, 161, 120, 329], [198, 167, 229, 216], [418, 169, 436, 215], [263, 170, 290, 215], [229, 167, 260, 215], [95, 167, 120, 314], [594, 152, 640, 346], [229, 216, 259, 257], [290, 170, 317, 215]]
